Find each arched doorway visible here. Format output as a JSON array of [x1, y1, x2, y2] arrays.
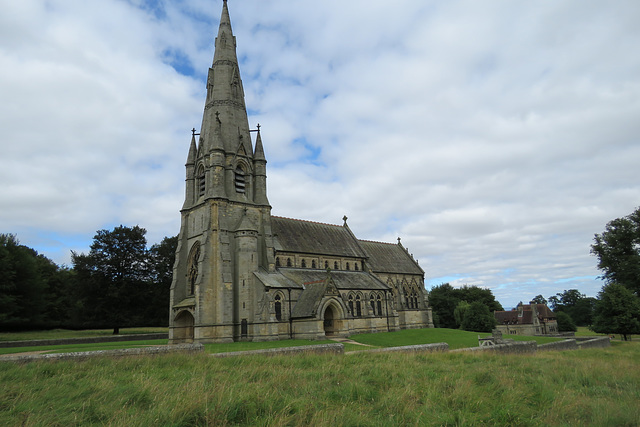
[[323, 305, 336, 336], [174, 311, 195, 343]]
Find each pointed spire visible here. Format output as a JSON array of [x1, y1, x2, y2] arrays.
[[253, 124, 265, 161], [213, 0, 238, 65], [186, 131, 197, 165]]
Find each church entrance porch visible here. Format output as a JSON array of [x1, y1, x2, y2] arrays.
[[323, 305, 336, 336]]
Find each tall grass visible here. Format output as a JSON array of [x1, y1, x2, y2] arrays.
[[1, 342, 638, 426]]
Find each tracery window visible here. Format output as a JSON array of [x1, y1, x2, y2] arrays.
[[348, 294, 354, 316], [355, 294, 362, 317], [377, 294, 383, 315], [370, 294, 376, 315]]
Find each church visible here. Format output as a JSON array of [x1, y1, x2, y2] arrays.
[[169, 0, 434, 343]]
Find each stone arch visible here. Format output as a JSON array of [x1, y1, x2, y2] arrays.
[[319, 298, 347, 337], [187, 242, 201, 295], [173, 310, 195, 343]]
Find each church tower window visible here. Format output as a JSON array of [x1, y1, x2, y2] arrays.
[[235, 165, 246, 193], [197, 166, 205, 198]]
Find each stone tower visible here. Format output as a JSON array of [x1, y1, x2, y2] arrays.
[[169, 0, 276, 343]]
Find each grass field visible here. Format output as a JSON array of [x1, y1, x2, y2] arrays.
[[1, 340, 638, 426], [0, 327, 168, 342]]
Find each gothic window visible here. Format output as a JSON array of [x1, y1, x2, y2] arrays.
[[346, 262, 350, 270], [325, 261, 329, 269], [355, 294, 362, 317], [370, 294, 376, 315], [276, 257, 280, 267], [334, 261, 339, 270], [274, 294, 282, 321], [301, 259, 306, 268], [355, 263, 359, 271], [287, 258, 292, 267], [197, 165, 205, 198], [187, 243, 201, 295], [377, 294, 383, 315], [348, 294, 354, 316], [312, 260, 317, 269], [235, 165, 246, 193]]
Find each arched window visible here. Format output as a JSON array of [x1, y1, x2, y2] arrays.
[[325, 261, 329, 269], [274, 294, 282, 321], [346, 262, 350, 270], [276, 257, 281, 267], [187, 243, 201, 295], [197, 166, 205, 198], [348, 294, 354, 316], [334, 261, 339, 270], [370, 294, 376, 315], [287, 258, 292, 267], [312, 260, 317, 269], [235, 165, 246, 193], [301, 259, 307, 268], [355, 294, 362, 317], [355, 263, 359, 271], [377, 294, 383, 315]]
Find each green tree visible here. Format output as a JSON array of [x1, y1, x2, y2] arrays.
[[146, 235, 178, 326], [531, 294, 547, 305], [591, 207, 640, 296], [548, 289, 595, 326], [428, 283, 459, 328], [72, 225, 150, 334], [555, 311, 577, 332], [591, 283, 640, 341], [0, 234, 46, 328], [453, 301, 470, 328], [461, 301, 497, 333]]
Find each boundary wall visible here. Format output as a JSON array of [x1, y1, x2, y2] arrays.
[[359, 343, 449, 354], [0, 333, 168, 349], [211, 343, 344, 358]]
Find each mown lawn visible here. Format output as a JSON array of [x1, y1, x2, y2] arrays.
[[0, 327, 168, 342], [1, 341, 638, 426]]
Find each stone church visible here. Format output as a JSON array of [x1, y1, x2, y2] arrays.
[[169, 0, 433, 343]]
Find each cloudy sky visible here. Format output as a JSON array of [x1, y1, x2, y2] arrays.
[[2, 0, 639, 308]]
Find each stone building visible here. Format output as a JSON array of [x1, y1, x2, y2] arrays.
[[494, 303, 558, 336], [169, 1, 433, 344]]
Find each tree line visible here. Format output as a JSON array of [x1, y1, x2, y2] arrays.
[[0, 226, 176, 333]]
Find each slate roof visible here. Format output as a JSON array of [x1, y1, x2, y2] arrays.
[[291, 282, 327, 318], [359, 240, 424, 275], [254, 269, 303, 289], [272, 216, 367, 258], [494, 304, 556, 325]]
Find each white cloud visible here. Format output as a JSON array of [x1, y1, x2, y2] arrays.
[[1, 0, 639, 307]]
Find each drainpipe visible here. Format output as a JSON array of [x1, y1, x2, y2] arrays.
[[287, 288, 293, 339]]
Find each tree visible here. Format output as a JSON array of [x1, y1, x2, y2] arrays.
[[555, 311, 577, 332], [72, 225, 150, 334], [591, 283, 640, 341], [531, 294, 547, 305], [146, 235, 178, 326], [428, 283, 459, 328], [461, 301, 497, 333], [453, 301, 470, 328], [548, 289, 595, 326], [591, 207, 640, 296]]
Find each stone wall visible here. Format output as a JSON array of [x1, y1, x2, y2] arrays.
[[360, 343, 448, 354], [453, 340, 538, 355], [538, 339, 578, 352], [1, 343, 202, 364], [211, 343, 344, 358], [578, 337, 611, 349], [0, 333, 168, 349]]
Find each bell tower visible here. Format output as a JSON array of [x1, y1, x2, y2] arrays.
[[170, 0, 276, 343]]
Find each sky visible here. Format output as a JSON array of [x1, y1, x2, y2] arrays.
[[1, 0, 639, 308]]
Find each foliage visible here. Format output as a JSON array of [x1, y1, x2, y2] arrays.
[[531, 294, 547, 304], [555, 311, 577, 332], [429, 283, 503, 329], [548, 289, 596, 326], [146, 235, 178, 326], [591, 283, 640, 341], [591, 206, 640, 296], [453, 301, 470, 328], [461, 301, 497, 332], [1, 342, 639, 426]]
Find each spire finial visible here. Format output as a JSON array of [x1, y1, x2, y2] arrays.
[[397, 237, 401, 244], [343, 215, 348, 225]]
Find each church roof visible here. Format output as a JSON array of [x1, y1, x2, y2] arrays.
[[272, 216, 367, 258], [291, 282, 327, 318], [359, 240, 424, 275], [280, 269, 389, 291]]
